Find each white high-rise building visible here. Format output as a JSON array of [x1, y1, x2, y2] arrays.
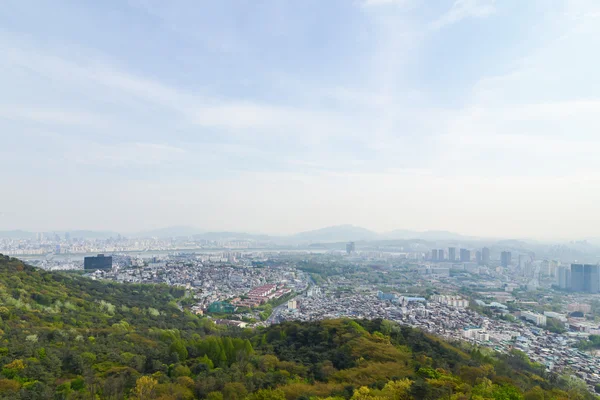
[[462, 327, 489, 341], [521, 311, 546, 326]]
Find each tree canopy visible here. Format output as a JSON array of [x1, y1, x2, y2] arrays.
[[0, 255, 595, 399]]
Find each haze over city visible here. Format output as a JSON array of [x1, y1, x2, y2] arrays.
[[2, 0, 600, 239], [5, 2, 600, 398]]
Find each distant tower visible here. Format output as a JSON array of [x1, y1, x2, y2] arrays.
[[557, 266, 571, 289], [448, 247, 456, 262], [431, 249, 439, 261], [570, 264, 585, 292], [459, 249, 471, 262], [475, 251, 482, 265], [501, 251, 512, 267], [438, 249, 444, 261], [346, 242, 356, 255], [571, 264, 600, 293], [586, 264, 600, 293], [482, 247, 490, 264]]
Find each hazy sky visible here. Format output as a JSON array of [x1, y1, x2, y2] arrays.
[[1, 0, 600, 239]]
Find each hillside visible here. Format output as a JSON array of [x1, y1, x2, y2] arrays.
[[0, 254, 595, 399], [289, 225, 379, 243]]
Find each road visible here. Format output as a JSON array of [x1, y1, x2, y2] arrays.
[[267, 295, 300, 325]]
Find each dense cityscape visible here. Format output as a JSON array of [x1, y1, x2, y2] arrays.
[[9, 230, 600, 394], [3, 0, 600, 397]]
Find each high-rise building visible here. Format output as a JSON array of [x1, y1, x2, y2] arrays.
[[84, 254, 113, 270], [584, 265, 600, 293], [557, 264, 600, 293], [346, 242, 356, 255], [475, 251, 482, 265], [519, 254, 529, 270], [570, 264, 585, 292], [482, 247, 490, 264], [431, 249, 439, 261], [448, 247, 456, 262], [438, 249, 444, 261], [521, 311, 547, 326], [557, 266, 571, 289], [548, 260, 560, 277], [501, 251, 512, 267], [459, 249, 470, 262], [583, 264, 600, 293]]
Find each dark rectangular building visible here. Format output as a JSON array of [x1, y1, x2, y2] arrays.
[[448, 247, 456, 262], [482, 247, 490, 264], [346, 242, 356, 255], [557, 266, 570, 289], [571, 264, 600, 293], [501, 251, 512, 267], [586, 264, 600, 293], [84, 254, 112, 270], [570, 264, 584, 292], [459, 248, 470, 262]]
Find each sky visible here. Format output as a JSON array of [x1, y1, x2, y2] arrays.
[[1, 0, 600, 239]]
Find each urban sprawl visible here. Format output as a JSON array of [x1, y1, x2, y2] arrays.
[[4, 235, 600, 393]]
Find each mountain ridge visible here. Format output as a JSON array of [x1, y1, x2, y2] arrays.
[[0, 225, 474, 243]]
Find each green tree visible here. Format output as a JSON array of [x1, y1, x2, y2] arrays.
[[131, 376, 158, 400], [207, 391, 224, 400], [524, 386, 545, 400], [247, 388, 286, 400], [223, 382, 248, 400], [169, 340, 188, 361]]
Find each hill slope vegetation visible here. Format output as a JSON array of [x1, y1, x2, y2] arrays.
[[0, 255, 595, 399]]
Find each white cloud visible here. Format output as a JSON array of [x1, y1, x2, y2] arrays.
[[361, 0, 411, 7], [1, 38, 375, 149], [73, 142, 186, 168], [431, 0, 496, 30], [0, 107, 104, 126]]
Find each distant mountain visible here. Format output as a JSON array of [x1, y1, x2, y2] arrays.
[[133, 226, 201, 238], [495, 239, 531, 249], [0, 225, 508, 246], [0, 230, 120, 240], [132, 227, 276, 242], [193, 231, 272, 242], [290, 225, 379, 243], [66, 230, 121, 239], [418, 230, 477, 241], [383, 229, 475, 242], [0, 230, 37, 239]]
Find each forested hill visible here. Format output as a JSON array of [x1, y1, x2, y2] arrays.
[[0, 255, 596, 399]]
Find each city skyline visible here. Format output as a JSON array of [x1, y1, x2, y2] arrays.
[[1, 223, 599, 244], [2, 1, 600, 238]]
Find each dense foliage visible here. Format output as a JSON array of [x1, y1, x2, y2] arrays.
[[576, 335, 600, 351], [0, 255, 596, 399]]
